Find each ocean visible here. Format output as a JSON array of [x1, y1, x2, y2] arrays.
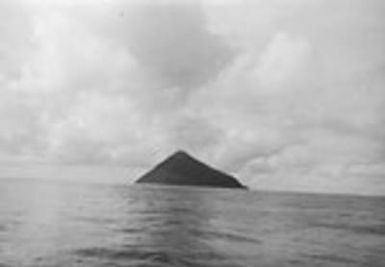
[[0, 178, 384, 267]]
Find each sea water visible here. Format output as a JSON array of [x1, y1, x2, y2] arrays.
[[0, 178, 384, 267]]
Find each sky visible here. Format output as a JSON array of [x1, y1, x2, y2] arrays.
[[1, 0, 385, 195]]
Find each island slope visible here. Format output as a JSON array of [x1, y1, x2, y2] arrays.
[[135, 151, 247, 189]]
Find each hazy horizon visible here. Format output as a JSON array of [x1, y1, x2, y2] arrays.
[[1, 0, 385, 196]]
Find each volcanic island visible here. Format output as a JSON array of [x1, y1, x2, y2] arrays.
[[135, 151, 247, 189]]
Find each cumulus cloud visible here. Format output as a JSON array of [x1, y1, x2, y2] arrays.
[[255, 32, 313, 93], [0, 0, 385, 194], [123, 2, 234, 91]]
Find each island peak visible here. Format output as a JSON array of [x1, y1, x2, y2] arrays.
[[135, 151, 247, 189]]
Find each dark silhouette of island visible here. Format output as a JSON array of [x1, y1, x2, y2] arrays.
[[136, 150, 247, 189]]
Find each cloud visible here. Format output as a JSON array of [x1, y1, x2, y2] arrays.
[[0, 0, 385, 194], [90, 1, 234, 93], [169, 114, 223, 155], [0, 91, 46, 158], [0, 1, 34, 83], [255, 32, 313, 93]]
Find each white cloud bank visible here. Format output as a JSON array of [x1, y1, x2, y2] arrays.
[[1, 0, 385, 195]]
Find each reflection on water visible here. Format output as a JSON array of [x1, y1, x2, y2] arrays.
[[76, 185, 237, 266], [0, 178, 385, 267]]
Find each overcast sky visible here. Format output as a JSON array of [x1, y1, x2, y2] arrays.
[[1, 0, 385, 195]]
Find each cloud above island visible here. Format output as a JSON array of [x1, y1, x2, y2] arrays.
[[1, 0, 385, 195]]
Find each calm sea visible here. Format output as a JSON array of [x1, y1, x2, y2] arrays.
[[0, 178, 384, 267]]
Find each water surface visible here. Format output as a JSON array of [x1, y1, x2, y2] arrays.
[[0, 178, 384, 266]]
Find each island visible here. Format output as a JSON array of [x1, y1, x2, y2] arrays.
[[135, 150, 247, 189]]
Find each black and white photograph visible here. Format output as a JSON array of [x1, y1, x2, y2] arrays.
[[0, 0, 384, 266]]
